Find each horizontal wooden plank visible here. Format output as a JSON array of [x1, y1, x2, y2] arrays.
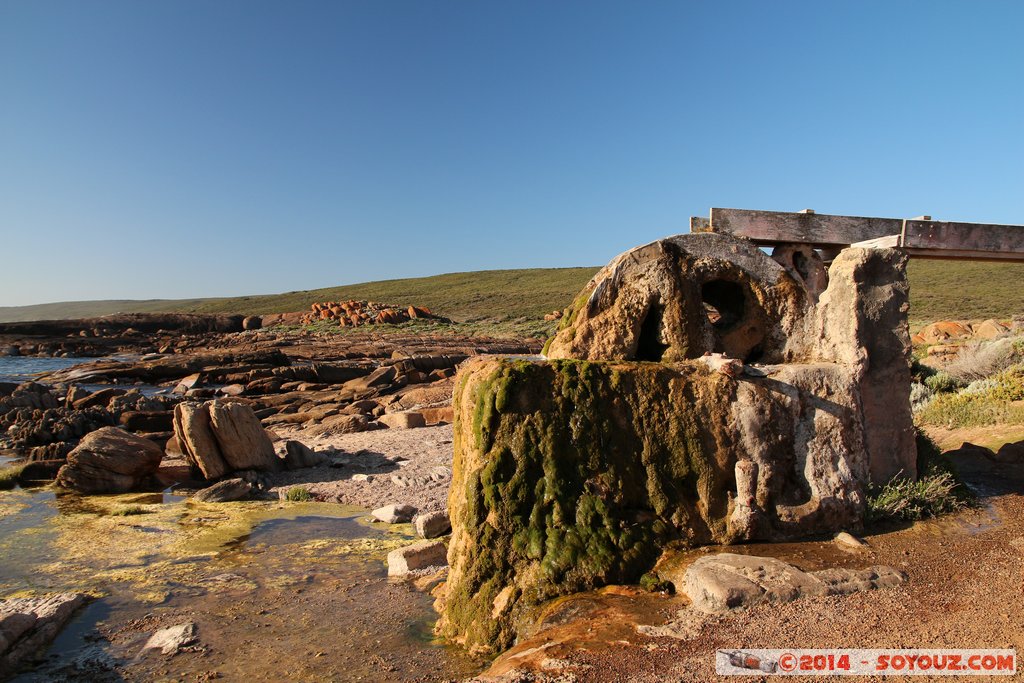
[[902, 219, 1024, 255], [900, 248, 1024, 262], [709, 208, 904, 247], [851, 234, 901, 249]]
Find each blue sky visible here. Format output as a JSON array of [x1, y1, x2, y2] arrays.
[[2, 1, 1022, 307]]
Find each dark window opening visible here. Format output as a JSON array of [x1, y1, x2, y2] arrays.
[[636, 302, 670, 361], [701, 280, 746, 330]]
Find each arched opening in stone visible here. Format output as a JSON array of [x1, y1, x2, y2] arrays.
[[792, 250, 811, 281], [635, 300, 669, 361], [701, 280, 745, 330]]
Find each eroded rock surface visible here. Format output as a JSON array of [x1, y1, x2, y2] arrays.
[[55, 427, 164, 493], [680, 553, 905, 613], [441, 233, 917, 651], [172, 401, 280, 480], [0, 593, 87, 674]]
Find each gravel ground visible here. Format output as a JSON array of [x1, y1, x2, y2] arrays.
[[265, 423, 456, 515], [478, 450, 1024, 682]]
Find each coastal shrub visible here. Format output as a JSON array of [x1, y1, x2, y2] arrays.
[[944, 338, 1020, 383], [962, 378, 999, 395], [986, 364, 1024, 401], [910, 358, 937, 383], [917, 362, 1024, 428], [285, 486, 313, 502], [924, 371, 962, 394], [917, 392, 1024, 428], [909, 382, 932, 412], [866, 430, 972, 523], [0, 465, 24, 490]]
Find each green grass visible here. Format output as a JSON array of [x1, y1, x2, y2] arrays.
[[284, 486, 313, 502], [3, 258, 1024, 331], [908, 260, 1024, 329]]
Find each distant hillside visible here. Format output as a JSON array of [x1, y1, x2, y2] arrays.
[[906, 259, 1024, 328], [2, 261, 1022, 328], [0, 268, 600, 323]]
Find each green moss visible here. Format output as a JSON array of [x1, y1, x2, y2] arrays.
[[443, 358, 731, 651], [0, 464, 25, 490], [557, 289, 592, 332], [111, 505, 149, 516], [639, 571, 674, 593]]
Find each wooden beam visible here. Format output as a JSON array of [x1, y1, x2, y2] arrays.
[[901, 219, 1024, 256], [851, 234, 901, 249], [709, 208, 904, 247], [690, 216, 711, 232]]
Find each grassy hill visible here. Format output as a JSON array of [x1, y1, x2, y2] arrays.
[[2, 261, 1023, 330], [0, 268, 600, 324]]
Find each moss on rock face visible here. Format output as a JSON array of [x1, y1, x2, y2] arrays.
[[441, 357, 737, 651]]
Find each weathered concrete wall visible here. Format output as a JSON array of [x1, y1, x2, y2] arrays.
[[441, 233, 916, 651]]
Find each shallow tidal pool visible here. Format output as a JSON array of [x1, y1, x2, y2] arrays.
[[0, 487, 485, 682]]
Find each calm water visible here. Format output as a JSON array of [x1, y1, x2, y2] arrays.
[[0, 356, 90, 384]]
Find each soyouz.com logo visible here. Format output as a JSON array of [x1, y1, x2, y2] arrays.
[[717, 649, 1017, 676]]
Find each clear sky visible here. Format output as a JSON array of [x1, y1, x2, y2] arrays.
[[2, 1, 1022, 307]]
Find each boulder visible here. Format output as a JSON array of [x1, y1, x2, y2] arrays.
[[208, 402, 280, 472], [141, 622, 198, 656], [919, 320, 972, 343], [414, 511, 451, 538], [419, 406, 454, 425], [372, 504, 417, 524], [119, 410, 174, 433], [377, 411, 426, 430], [345, 366, 397, 391], [56, 427, 164, 493], [994, 441, 1024, 464], [242, 315, 263, 331], [305, 414, 370, 437], [173, 403, 230, 480], [19, 460, 64, 482], [975, 319, 1009, 340], [172, 373, 204, 395], [0, 593, 87, 672], [283, 440, 321, 470], [387, 540, 448, 577], [193, 478, 252, 503], [680, 553, 905, 613], [72, 387, 125, 410]]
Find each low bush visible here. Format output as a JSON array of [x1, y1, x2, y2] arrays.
[[285, 486, 313, 502], [924, 371, 962, 394], [944, 338, 1020, 383], [866, 430, 973, 523], [909, 382, 932, 412], [917, 362, 1024, 428]]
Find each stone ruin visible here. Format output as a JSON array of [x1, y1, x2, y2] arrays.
[[438, 232, 916, 650]]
